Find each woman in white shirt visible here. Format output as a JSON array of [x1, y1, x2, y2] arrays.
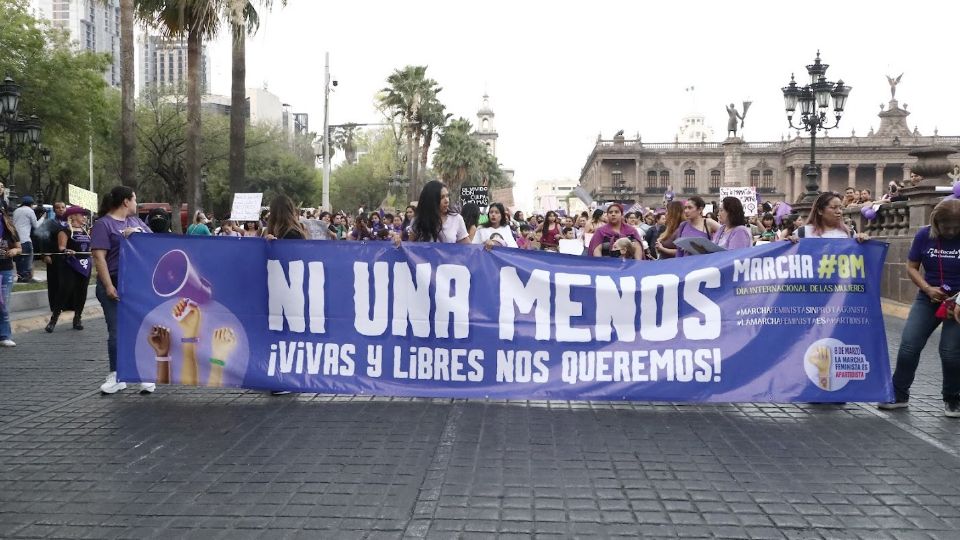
[[795, 191, 869, 242], [403, 181, 469, 244], [473, 202, 518, 249]]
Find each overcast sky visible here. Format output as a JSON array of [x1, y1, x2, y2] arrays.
[[206, 0, 960, 207]]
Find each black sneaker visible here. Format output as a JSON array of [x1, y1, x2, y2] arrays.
[[877, 399, 909, 410], [945, 401, 960, 418]]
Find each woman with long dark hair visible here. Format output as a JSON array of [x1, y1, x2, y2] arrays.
[[473, 202, 518, 249], [460, 202, 481, 243], [401, 205, 416, 241], [406, 181, 468, 244], [795, 191, 868, 241], [537, 210, 562, 251], [264, 195, 307, 240], [91, 186, 153, 394], [0, 211, 22, 347], [670, 196, 719, 257], [712, 197, 753, 250]]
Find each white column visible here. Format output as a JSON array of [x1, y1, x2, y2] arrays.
[[793, 166, 803, 201], [875, 163, 886, 198], [847, 164, 858, 188], [635, 159, 641, 195], [902, 165, 911, 184], [820, 163, 830, 194], [783, 168, 793, 201]]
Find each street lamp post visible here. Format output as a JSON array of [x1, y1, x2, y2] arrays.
[[0, 76, 44, 206], [781, 51, 851, 206]]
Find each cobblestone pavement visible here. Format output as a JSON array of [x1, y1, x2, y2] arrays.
[[1, 316, 959, 539]]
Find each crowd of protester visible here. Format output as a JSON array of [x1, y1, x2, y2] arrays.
[[0, 180, 957, 416]]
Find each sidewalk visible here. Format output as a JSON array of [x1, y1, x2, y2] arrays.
[[1, 315, 958, 538]]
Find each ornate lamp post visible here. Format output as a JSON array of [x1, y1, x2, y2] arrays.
[[782, 51, 851, 205], [0, 76, 44, 205]]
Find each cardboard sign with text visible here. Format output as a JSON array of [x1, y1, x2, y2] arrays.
[[720, 186, 758, 217], [460, 186, 489, 207], [230, 193, 264, 221]]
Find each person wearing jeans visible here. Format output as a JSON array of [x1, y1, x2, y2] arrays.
[[0, 211, 22, 347], [90, 186, 153, 394], [879, 199, 960, 417]]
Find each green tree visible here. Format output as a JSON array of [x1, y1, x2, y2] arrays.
[[120, 0, 137, 188], [0, 0, 111, 200], [137, 0, 224, 225], [378, 66, 444, 200], [228, 0, 286, 195], [432, 117, 505, 197], [329, 129, 400, 213]]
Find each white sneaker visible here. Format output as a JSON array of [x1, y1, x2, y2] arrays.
[[139, 383, 156, 394], [100, 372, 126, 394], [0, 339, 16, 347]]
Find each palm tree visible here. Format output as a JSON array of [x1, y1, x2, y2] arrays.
[[379, 66, 441, 200], [416, 92, 449, 181], [137, 0, 223, 221], [119, 0, 137, 188], [228, 0, 285, 195], [432, 117, 504, 196]]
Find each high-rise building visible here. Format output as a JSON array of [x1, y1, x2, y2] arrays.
[[28, 0, 122, 87], [140, 33, 209, 95]]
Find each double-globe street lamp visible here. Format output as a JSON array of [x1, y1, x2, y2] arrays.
[[781, 51, 852, 204], [0, 75, 45, 205]]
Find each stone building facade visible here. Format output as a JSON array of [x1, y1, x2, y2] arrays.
[[578, 94, 959, 208]]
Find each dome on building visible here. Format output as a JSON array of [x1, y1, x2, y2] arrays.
[[676, 112, 714, 143]]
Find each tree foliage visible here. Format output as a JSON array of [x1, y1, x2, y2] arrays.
[[0, 0, 111, 199], [329, 129, 401, 213], [432, 117, 505, 196]]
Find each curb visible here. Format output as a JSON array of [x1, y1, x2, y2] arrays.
[[880, 298, 910, 320], [12, 306, 104, 334]]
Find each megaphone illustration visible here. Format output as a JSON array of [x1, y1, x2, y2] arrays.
[[152, 249, 212, 306]]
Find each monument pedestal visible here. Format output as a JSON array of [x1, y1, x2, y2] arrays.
[[722, 137, 743, 186]]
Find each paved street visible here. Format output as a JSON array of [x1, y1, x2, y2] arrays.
[[1, 314, 959, 539]]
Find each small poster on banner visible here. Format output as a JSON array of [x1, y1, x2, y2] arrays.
[[460, 186, 489, 207], [719, 186, 758, 217], [67, 184, 99, 211], [230, 193, 264, 221]]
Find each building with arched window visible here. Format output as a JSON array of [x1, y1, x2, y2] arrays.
[[579, 84, 958, 207]]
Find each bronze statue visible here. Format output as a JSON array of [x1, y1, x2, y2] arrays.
[[886, 73, 903, 100], [726, 102, 751, 137]]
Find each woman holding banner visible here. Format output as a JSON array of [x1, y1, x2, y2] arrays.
[[263, 195, 306, 241], [91, 186, 154, 394], [713, 197, 753, 250], [879, 199, 960, 416], [587, 203, 644, 260], [795, 192, 869, 241], [402, 181, 469, 244], [473, 202, 518, 249]]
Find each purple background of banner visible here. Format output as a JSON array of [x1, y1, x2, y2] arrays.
[[118, 235, 893, 402]]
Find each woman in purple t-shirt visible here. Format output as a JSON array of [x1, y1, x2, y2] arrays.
[[90, 186, 153, 395], [712, 197, 753, 250], [674, 196, 719, 257], [879, 199, 960, 416]]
